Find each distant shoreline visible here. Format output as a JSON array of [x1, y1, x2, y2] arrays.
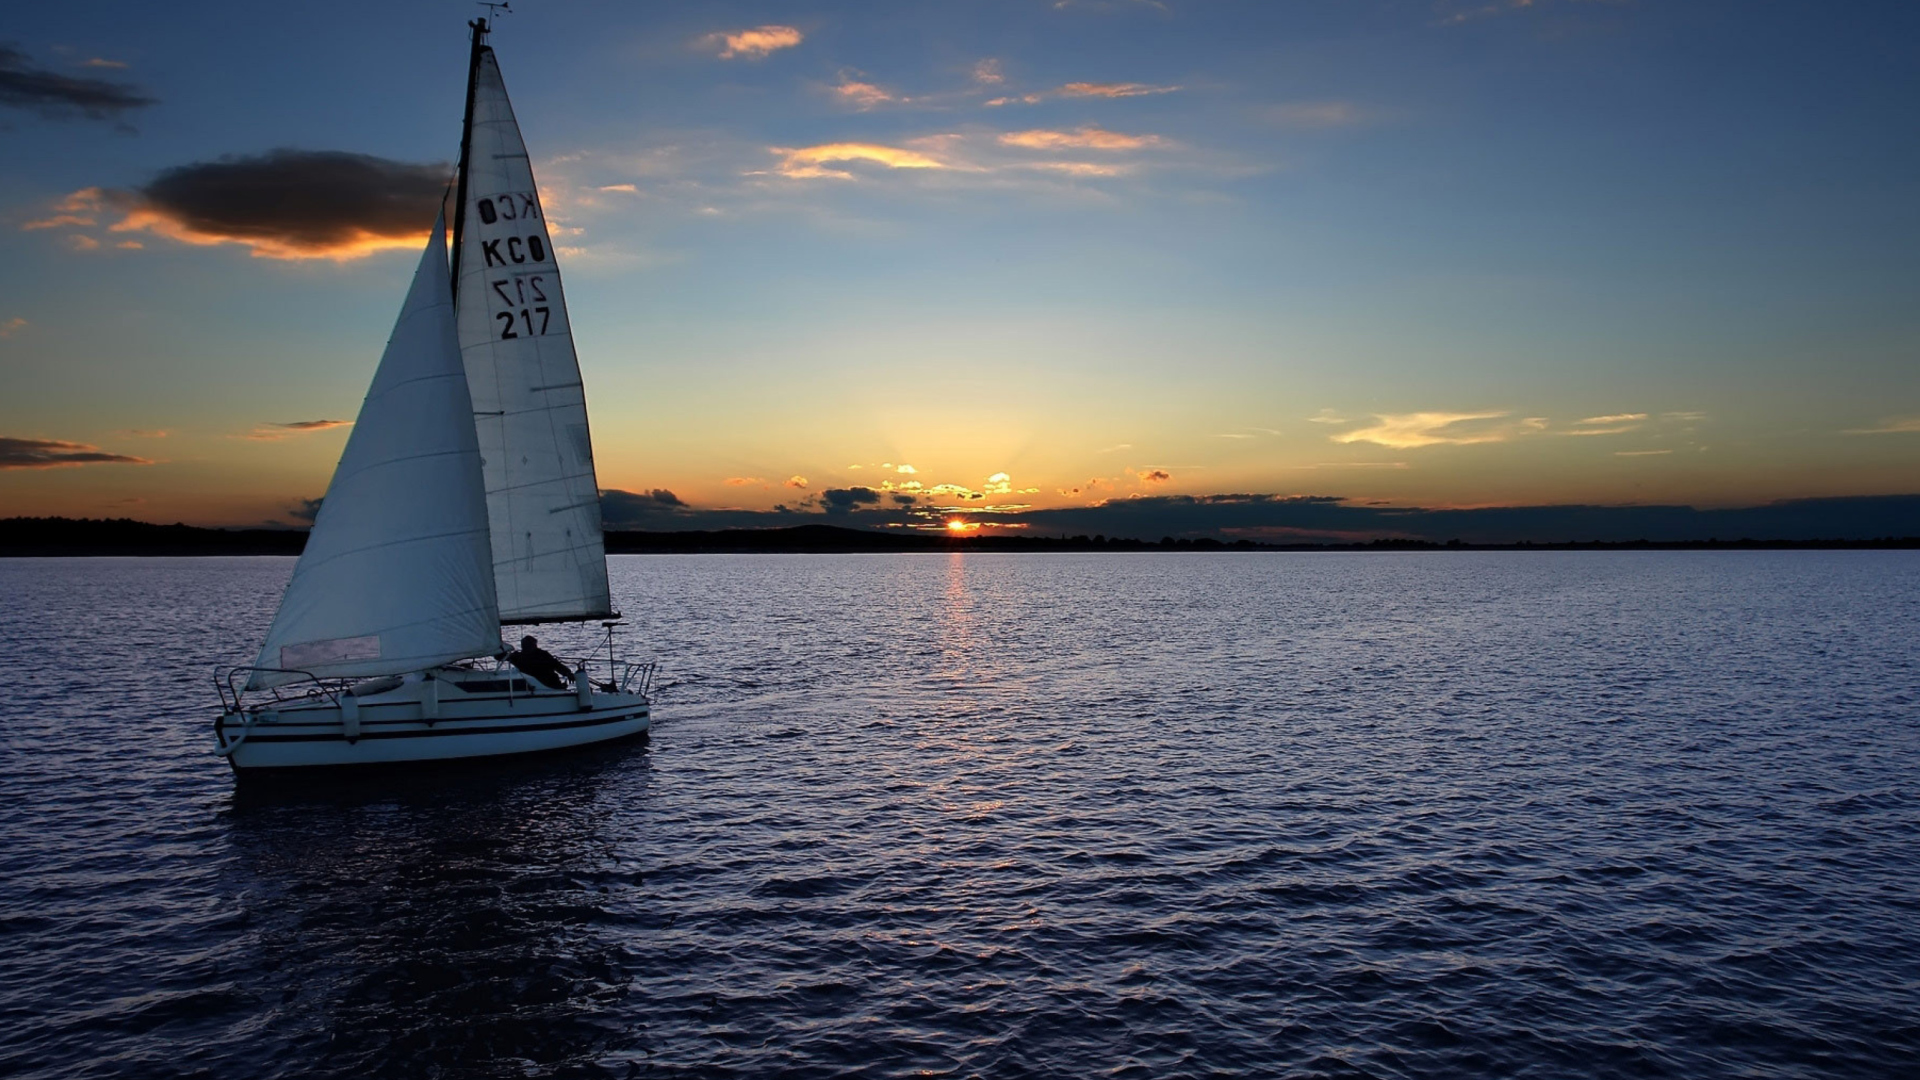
[[1, 517, 1915, 556]]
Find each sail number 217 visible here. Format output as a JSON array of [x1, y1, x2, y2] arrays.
[[490, 275, 551, 340]]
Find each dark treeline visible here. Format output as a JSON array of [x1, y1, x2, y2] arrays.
[[3, 517, 1917, 556], [0, 517, 307, 556]]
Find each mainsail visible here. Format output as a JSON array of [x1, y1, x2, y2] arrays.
[[453, 22, 614, 624], [249, 219, 501, 690]]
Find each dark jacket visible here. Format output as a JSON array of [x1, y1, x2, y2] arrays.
[[509, 645, 571, 690]]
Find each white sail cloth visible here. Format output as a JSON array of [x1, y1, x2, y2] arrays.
[[249, 220, 501, 690], [455, 45, 614, 623]]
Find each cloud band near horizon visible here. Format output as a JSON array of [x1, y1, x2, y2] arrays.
[[590, 489, 1920, 545]]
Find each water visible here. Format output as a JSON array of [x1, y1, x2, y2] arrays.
[[1, 552, 1916, 1079]]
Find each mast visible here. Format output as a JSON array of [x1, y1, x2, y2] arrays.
[[449, 17, 488, 303]]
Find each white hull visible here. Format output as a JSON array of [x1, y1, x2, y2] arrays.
[[216, 673, 648, 774]]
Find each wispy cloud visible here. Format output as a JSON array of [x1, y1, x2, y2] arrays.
[[22, 213, 95, 231], [243, 419, 352, 440], [986, 80, 1181, 107], [1290, 461, 1410, 469], [704, 26, 804, 60], [1613, 449, 1671, 456], [1843, 416, 1920, 435], [1307, 408, 1350, 424], [1331, 411, 1523, 449], [723, 476, 763, 486], [0, 316, 25, 337], [999, 126, 1164, 150], [1562, 412, 1648, 436], [768, 142, 948, 180], [83, 57, 129, 70], [1437, 0, 1538, 26], [1021, 161, 1132, 177], [1060, 81, 1179, 99], [831, 73, 897, 110], [0, 436, 151, 469], [0, 44, 155, 122], [21, 188, 102, 232], [1262, 101, 1375, 128], [972, 59, 1004, 85]]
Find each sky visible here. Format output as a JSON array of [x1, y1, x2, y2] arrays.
[[1, 0, 1917, 540]]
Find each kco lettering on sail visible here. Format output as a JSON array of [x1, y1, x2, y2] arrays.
[[474, 191, 555, 339]]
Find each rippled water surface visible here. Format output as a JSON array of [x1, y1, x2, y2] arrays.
[[2, 552, 1917, 1078]]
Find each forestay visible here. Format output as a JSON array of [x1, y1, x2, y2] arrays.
[[249, 220, 501, 690], [453, 40, 614, 623]]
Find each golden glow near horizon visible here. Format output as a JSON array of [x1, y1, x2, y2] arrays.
[[1, 3, 1917, 529]]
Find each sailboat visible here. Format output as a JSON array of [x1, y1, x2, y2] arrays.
[[213, 18, 651, 775]]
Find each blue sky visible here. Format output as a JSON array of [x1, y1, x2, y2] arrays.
[[2, 0, 1916, 534]]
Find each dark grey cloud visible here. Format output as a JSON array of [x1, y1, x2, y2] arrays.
[[289, 497, 323, 525], [0, 44, 156, 121], [600, 488, 714, 530], [1012, 493, 1920, 544], [596, 489, 1920, 543], [821, 487, 883, 514], [0, 436, 151, 469], [133, 149, 450, 256]]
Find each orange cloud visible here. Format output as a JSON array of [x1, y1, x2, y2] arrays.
[[0, 437, 151, 469], [1142, 469, 1171, 483], [111, 206, 426, 260], [769, 143, 947, 179], [0, 317, 25, 337], [1022, 161, 1130, 177], [242, 419, 353, 441], [1843, 416, 1920, 435], [707, 26, 804, 60], [987, 81, 1180, 107], [785, 475, 809, 488], [724, 476, 764, 486], [999, 126, 1164, 151], [973, 59, 1004, 85], [832, 74, 896, 109], [22, 214, 95, 231], [1059, 81, 1180, 99]]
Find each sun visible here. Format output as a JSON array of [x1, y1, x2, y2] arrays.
[[946, 518, 973, 533]]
